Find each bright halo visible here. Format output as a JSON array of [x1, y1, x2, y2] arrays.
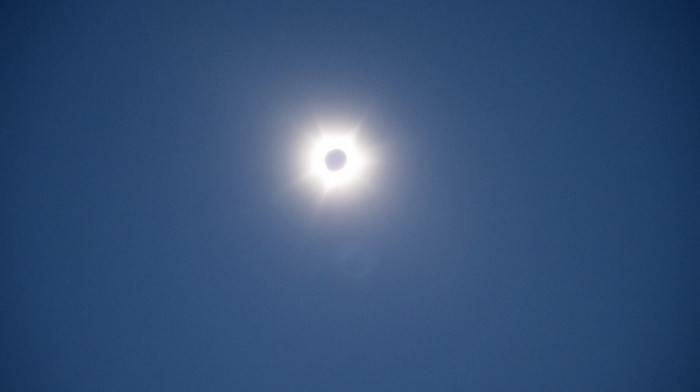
[[308, 132, 367, 192]]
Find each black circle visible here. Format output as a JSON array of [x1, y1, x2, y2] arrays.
[[324, 149, 347, 171]]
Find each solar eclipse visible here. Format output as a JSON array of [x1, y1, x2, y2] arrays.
[[324, 149, 347, 171], [305, 130, 369, 194]]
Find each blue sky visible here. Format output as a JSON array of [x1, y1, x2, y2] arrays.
[[2, 1, 699, 390]]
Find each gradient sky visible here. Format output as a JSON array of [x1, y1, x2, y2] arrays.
[[2, 1, 699, 391]]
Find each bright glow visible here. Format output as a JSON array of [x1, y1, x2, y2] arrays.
[[308, 131, 367, 192]]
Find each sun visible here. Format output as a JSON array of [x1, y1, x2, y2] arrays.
[[307, 131, 368, 192]]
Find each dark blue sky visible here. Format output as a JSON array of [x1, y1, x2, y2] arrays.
[[2, 1, 699, 390]]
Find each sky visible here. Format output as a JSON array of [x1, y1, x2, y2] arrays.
[[2, 1, 699, 390]]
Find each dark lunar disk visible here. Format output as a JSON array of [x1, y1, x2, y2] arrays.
[[325, 149, 347, 171]]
